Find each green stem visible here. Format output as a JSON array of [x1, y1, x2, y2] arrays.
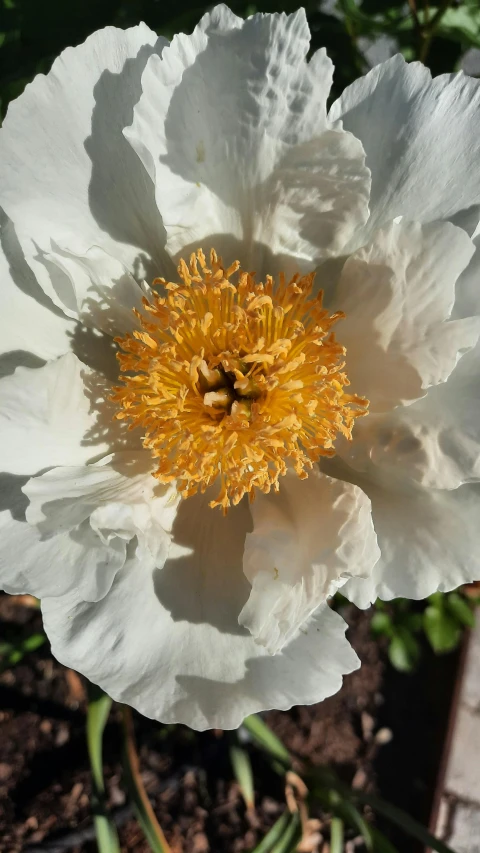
[[419, 0, 454, 62]]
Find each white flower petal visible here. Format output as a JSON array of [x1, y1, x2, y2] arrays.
[[0, 352, 136, 476], [24, 452, 177, 579], [0, 24, 167, 316], [1, 452, 176, 602], [0, 215, 74, 370], [335, 219, 478, 412], [342, 339, 480, 491], [42, 245, 148, 336], [239, 469, 379, 654], [41, 490, 358, 729], [125, 6, 370, 270], [453, 233, 480, 321], [341, 475, 480, 607], [330, 56, 480, 243], [261, 129, 370, 273], [0, 503, 126, 602]]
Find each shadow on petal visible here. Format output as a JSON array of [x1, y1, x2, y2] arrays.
[[153, 490, 252, 636], [0, 472, 30, 522], [0, 351, 45, 379], [86, 39, 168, 272], [0, 209, 66, 317], [167, 605, 356, 730]]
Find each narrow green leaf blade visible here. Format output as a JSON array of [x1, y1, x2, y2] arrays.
[[332, 795, 374, 851], [330, 817, 344, 853], [241, 715, 291, 766], [87, 684, 112, 789], [121, 706, 171, 853], [86, 682, 120, 853], [271, 812, 301, 853], [230, 745, 255, 810], [370, 826, 400, 852], [250, 811, 291, 853], [21, 632, 46, 653], [355, 791, 457, 853]]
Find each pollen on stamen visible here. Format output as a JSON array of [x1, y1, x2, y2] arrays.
[[112, 248, 368, 512]]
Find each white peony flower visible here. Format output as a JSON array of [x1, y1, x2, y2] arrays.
[[1, 5, 480, 730]]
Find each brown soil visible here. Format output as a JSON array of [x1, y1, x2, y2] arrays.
[[0, 593, 454, 853]]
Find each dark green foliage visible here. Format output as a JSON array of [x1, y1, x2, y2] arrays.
[[1, 0, 480, 117], [370, 590, 477, 671], [0, 625, 45, 673]]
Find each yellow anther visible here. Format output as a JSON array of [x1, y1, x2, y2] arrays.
[[113, 248, 368, 510]]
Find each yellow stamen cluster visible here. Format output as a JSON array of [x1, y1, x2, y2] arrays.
[[113, 249, 368, 511]]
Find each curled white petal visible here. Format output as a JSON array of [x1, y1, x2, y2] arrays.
[[0, 24, 167, 317], [330, 55, 480, 244], [334, 219, 478, 412], [41, 489, 359, 730], [342, 475, 480, 608], [125, 6, 370, 271], [0, 353, 138, 476], [239, 469, 379, 654]]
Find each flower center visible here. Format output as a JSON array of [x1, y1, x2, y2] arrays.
[[113, 249, 368, 511]]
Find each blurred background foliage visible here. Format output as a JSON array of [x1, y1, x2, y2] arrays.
[[1, 0, 480, 119]]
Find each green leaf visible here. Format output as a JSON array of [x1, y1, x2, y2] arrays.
[[250, 811, 291, 853], [327, 791, 374, 851], [271, 812, 300, 853], [86, 683, 120, 853], [0, 630, 46, 673], [370, 826, 400, 852], [241, 716, 291, 767], [330, 817, 344, 853], [438, 6, 480, 48], [22, 632, 47, 652], [121, 706, 172, 853], [402, 612, 423, 633], [230, 745, 255, 810], [388, 629, 420, 672], [447, 592, 475, 628], [395, 5, 480, 47], [355, 791, 458, 853], [371, 611, 393, 637], [423, 606, 462, 653]]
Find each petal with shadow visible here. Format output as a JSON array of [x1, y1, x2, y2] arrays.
[[341, 474, 480, 608], [125, 6, 369, 273], [330, 55, 480, 246], [0, 214, 74, 370], [335, 219, 478, 412], [41, 489, 359, 729], [0, 352, 139, 476], [42, 245, 149, 337], [0, 471, 125, 602], [1, 451, 175, 602], [339, 338, 480, 491], [0, 24, 168, 316], [239, 468, 379, 654]]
